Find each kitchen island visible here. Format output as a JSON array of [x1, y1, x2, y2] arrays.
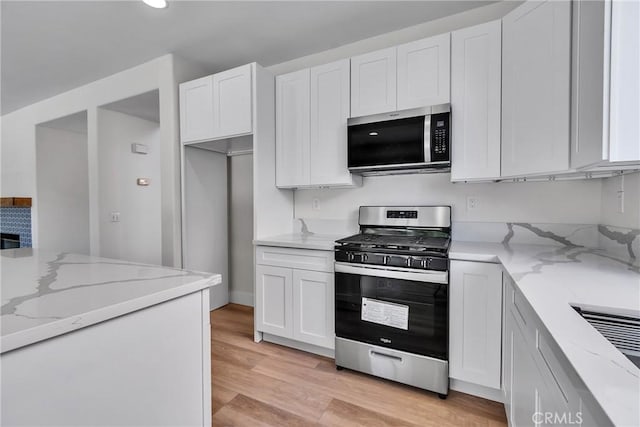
[[1, 248, 221, 426]]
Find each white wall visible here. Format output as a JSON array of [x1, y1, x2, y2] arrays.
[[35, 126, 90, 254], [0, 54, 203, 267], [228, 154, 254, 306], [96, 109, 162, 265], [601, 172, 640, 229], [295, 173, 604, 225]]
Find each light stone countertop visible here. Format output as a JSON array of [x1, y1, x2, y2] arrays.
[[0, 249, 221, 354], [450, 241, 640, 427], [254, 233, 342, 251]]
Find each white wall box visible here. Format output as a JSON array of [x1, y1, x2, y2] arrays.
[[501, 0, 571, 177], [179, 63, 253, 147], [350, 47, 397, 117], [450, 260, 503, 390], [276, 59, 361, 188], [255, 245, 335, 352], [450, 20, 502, 181], [502, 275, 610, 426], [571, 0, 640, 170], [397, 33, 451, 110]]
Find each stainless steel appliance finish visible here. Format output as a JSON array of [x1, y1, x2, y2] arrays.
[[358, 206, 451, 228], [335, 337, 449, 395], [347, 104, 450, 175], [334, 205, 451, 397], [347, 104, 451, 126]]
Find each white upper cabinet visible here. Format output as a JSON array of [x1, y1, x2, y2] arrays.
[[212, 63, 253, 138], [350, 47, 397, 117], [451, 20, 502, 181], [179, 76, 215, 143], [276, 60, 360, 189], [179, 64, 254, 144], [397, 33, 451, 110], [309, 59, 354, 186], [608, 0, 639, 163], [501, 0, 571, 177], [450, 260, 503, 390], [276, 69, 310, 188]]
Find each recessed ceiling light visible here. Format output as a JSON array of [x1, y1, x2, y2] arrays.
[[143, 0, 168, 9], [369, 132, 379, 136]]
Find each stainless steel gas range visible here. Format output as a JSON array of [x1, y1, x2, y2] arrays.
[[334, 206, 451, 398]]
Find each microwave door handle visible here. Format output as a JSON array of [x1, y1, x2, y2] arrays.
[[424, 114, 431, 163]]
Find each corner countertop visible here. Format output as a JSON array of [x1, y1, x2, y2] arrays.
[[254, 233, 342, 251], [0, 249, 221, 354], [450, 241, 640, 427]]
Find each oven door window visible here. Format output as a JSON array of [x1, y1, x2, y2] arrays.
[[335, 272, 448, 360], [348, 116, 426, 168]]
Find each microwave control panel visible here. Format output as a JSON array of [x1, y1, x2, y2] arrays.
[[430, 112, 450, 162]]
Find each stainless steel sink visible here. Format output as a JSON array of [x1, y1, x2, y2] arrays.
[[572, 305, 640, 369]]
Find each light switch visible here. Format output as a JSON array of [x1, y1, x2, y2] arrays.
[[131, 143, 148, 154], [137, 178, 150, 186]]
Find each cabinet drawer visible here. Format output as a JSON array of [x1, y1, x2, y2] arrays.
[[256, 246, 334, 272], [505, 275, 537, 344]]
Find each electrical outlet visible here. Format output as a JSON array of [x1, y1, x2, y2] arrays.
[[312, 198, 320, 211], [110, 212, 120, 222], [466, 196, 479, 211]]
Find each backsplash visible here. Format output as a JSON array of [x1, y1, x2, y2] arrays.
[[297, 218, 639, 260], [0, 207, 33, 247]]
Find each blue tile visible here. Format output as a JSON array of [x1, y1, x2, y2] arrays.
[[0, 207, 32, 247]]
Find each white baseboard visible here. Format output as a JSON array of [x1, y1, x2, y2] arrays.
[[229, 290, 253, 307], [450, 378, 504, 402], [262, 333, 335, 358]]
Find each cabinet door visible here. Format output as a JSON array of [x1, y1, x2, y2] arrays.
[[510, 311, 542, 427], [350, 47, 397, 117], [397, 33, 450, 110], [292, 270, 334, 349], [609, 0, 640, 162], [502, 0, 571, 176], [212, 63, 253, 138], [255, 265, 293, 338], [179, 76, 214, 143], [451, 20, 502, 181], [570, 0, 608, 169], [450, 260, 503, 389], [276, 69, 310, 187], [309, 59, 353, 186]]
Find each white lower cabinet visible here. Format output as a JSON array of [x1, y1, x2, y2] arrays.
[[292, 270, 334, 348], [503, 275, 609, 427], [255, 246, 335, 351], [449, 260, 503, 390], [255, 265, 292, 337]]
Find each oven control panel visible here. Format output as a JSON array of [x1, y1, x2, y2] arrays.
[[386, 210, 418, 219]]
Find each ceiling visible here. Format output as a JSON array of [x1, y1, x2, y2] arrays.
[[1, 1, 496, 115]]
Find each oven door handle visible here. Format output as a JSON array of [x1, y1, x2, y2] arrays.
[[334, 262, 448, 284]]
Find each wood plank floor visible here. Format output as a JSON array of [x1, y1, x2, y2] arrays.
[[211, 304, 507, 427]]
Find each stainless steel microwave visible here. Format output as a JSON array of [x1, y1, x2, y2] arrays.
[[347, 104, 450, 175]]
